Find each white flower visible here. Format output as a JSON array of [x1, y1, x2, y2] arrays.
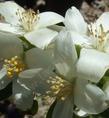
[[64, 6, 109, 53], [51, 30, 108, 117], [0, 1, 64, 49], [0, 32, 53, 110], [18, 30, 108, 117], [0, 32, 31, 110], [64, 7, 109, 85], [0, 32, 23, 90]]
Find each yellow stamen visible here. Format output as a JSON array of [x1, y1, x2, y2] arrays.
[[88, 23, 109, 51], [46, 76, 73, 101], [3, 56, 25, 78], [16, 9, 40, 32]]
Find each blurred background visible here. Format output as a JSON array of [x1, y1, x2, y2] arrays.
[[0, 0, 109, 118], [2, 0, 109, 20], [3, 0, 109, 21]]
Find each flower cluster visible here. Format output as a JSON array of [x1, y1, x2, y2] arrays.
[[0, 1, 109, 118]]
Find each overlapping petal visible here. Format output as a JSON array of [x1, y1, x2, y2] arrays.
[[74, 79, 108, 114], [70, 31, 91, 47], [54, 30, 77, 81], [0, 23, 20, 34], [0, 1, 24, 25], [25, 47, 53, 69], [19, 68, 55, 94], [24, 28, 58, 49], [77, 48, 109, 83], [64, 7, 87, 34], [52, 96, 73, 118], [37, 12, 64, 28], [0, 32, 23, 59], [18, 68, 43, 90], [13, 79, 33, 110]]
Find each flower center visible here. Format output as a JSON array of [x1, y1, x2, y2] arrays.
[[16, 9, 39, 32], [3, 56, 25, 78], [46, 76, 73, 100], [88, 23, 109, 51]]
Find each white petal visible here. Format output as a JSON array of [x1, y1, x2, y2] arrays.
[[19, 68, 55, 95], [13, 79, 33, 110], [64, 7, 87, 34], [25, 48, 53, 69], [37, 12, 64, 28], [19, 68, 42, 79], [24, 28, 58, 49], [0, 32, 23, 59], [77, 48, 109, 83], [74, 79, 108, 114], [0, 68, 11, 90], [97, 12, 109, 32], [0, 23, 20, 34], [18, 68, 42, 90], [86, 84, 106, 102], [74, 109, 88, 117], [52, 97, 73, 118], [70, 31, 91, 47], [0, 1, 25, 25], [54, 30, 77, 82]]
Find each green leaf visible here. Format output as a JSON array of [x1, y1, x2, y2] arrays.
[[26, 99, 38, 115], [46, 100, 57, 118], [0, 82, 12, 101]]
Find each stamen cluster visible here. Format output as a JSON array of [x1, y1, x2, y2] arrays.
[[3, 56, 25, 78], [16, 9, 39, 32], [46, 76, 73, 100], [88, 24, 109, 51]]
